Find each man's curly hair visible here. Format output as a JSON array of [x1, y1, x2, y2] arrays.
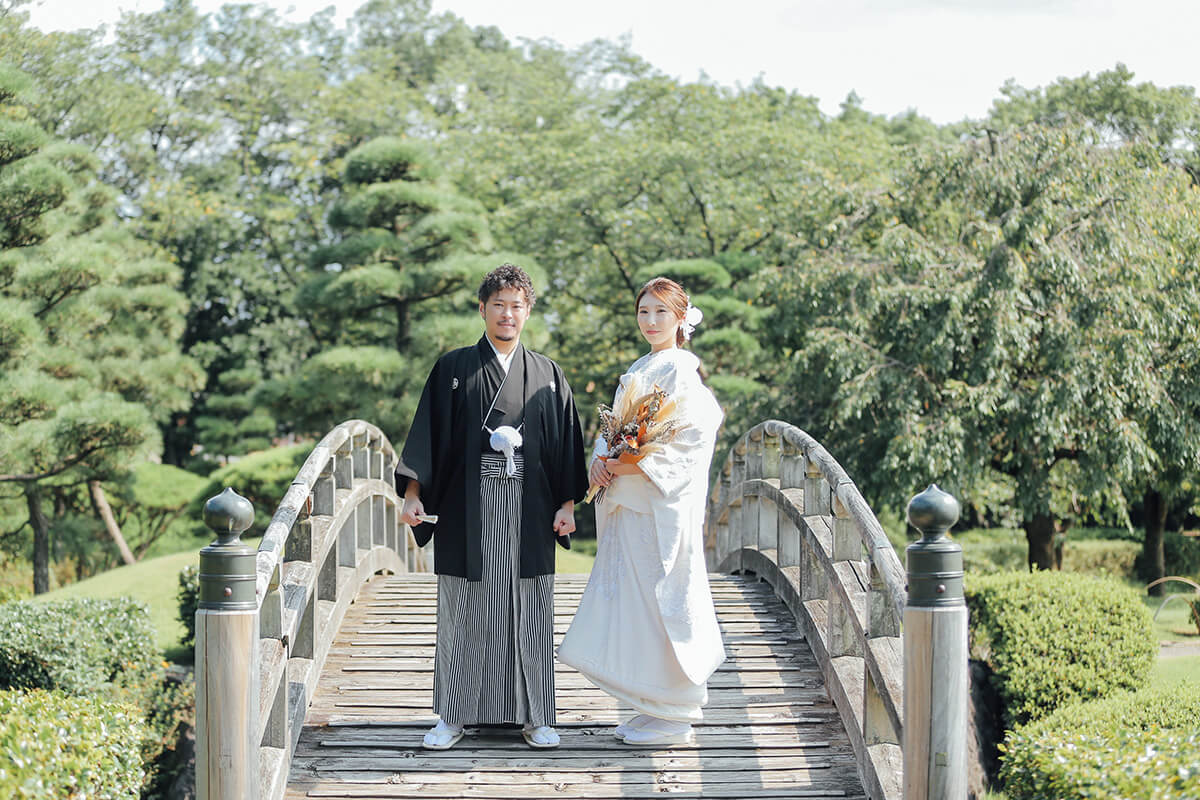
[[477, 263, 536, 308]]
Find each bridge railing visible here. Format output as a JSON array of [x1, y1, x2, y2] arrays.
[[195, 420, 430, 800], [706, 419, 907, 800]]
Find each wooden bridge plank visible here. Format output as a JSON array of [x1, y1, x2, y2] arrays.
[[286, 572, 867, 800], [293, 788, 861, 799]]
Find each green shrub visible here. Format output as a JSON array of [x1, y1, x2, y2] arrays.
[[0, 598, 194, 796], [140, 675, 194, 800], [1162, 528, 1200, 578], [177, 564, 199, 648], [966, 571, 1157, 727], [1000, 681, 1200, 799], [191, 442, 312, 534], [0, 557, 30, 603], [961, 538, 1027, 574], [1067, 526, 1139, 541], [0, 689, 146, 799], [1060, 538, 1140, 577], [958, 531, 1140, 577], [0, 598, 160, 704]]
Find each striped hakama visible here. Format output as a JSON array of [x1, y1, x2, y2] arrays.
[[433, 453, 556, 727]]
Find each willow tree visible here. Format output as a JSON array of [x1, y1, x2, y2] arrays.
[[0, 64, 201, 591], [766, 123, 1200, 570]]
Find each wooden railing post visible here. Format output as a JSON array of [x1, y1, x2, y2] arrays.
[[351, 430, 369, 482], [761, 432, 781, 481], [744, 436, 764, 557], [904, 485, 967, 800], [368, 433, 384, 481], [828, 493, 863, 659], [714, 463, 733, 569], [728, 445, 747, 571], [196, 488, 259, 800], [778, 436, 804, 569], [864, 562, 902, 749], [758, 434, 780, 553], [804, 455, 831, 516]]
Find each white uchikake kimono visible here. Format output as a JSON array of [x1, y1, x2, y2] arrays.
[[557, 347, 726, 722]]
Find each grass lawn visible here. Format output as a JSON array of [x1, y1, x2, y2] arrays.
[[35, 549, 198, 661], [557, 536, 597, 574], [1142, 590, 1200, 642], [1150, 654, 1200, 687]]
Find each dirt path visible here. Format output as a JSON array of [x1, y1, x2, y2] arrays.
[[1158, 640, 1200, 659]]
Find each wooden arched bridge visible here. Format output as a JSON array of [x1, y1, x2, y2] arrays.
[[196, 419, 961, 800]]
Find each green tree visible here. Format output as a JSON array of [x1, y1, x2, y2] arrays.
[[988, 64, 1200, 582], [766, 124, 1200, 570], [262, 136, 537, 438], [989, 63, 1200, 184], [0, 64, 201, 591], [448, 76, 898, 441]]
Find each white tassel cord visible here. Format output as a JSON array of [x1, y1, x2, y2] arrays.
[[488, 425, 524, 476]]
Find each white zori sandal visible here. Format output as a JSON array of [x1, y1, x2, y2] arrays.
[[613, 714, 655, 740], [620, 717, 694, 746], [521, 725, 560, 749], [422, 719, 464, 750]]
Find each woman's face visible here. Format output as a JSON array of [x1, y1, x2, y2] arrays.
[[637, 292, 682, 352]]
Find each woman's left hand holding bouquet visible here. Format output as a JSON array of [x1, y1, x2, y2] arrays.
[[604, 452, 644, 476], [585, 453, 644, 503]]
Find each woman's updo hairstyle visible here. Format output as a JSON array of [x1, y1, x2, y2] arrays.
[[636, 277, 690, 347]]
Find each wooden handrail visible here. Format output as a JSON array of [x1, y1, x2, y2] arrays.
[[195, 419, 431, 800], [706, 419, 907, 800]]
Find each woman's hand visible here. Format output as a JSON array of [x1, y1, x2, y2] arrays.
[[589, 457, 614, 487], [605, 460, 642, 476]]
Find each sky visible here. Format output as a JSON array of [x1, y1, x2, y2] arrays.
[[23, 0, 1200, 124]]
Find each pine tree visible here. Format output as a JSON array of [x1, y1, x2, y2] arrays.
[[261, 136, 541, 438], [0, 64, 202, 592]]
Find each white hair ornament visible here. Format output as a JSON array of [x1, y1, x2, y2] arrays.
[[681, 303, 704, 341]]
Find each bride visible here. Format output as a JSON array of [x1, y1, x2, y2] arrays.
[[557, 276, 726, 746]]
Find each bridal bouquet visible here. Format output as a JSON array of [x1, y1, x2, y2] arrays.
[[583, 374, 688, 504]]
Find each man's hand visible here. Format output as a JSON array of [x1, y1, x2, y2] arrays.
[[553, 505, 576, 537], [401, 496, 427, 527]]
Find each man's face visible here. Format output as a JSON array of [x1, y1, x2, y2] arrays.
[[480, 287, 530, 347]]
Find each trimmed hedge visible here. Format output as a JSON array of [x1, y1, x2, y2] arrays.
[[177, 563, 199, 648], [966, 570, 1157, 726], [1155, 528, 1200, 579], [0, 598, 160, 703], [0, 597, 193, 796], [0, 689, 145, 799], [1000, 681, 1200, 799], [959, 534, 1140, 578], [960, 537, 1026, 574], [1060, 538, 1139, 577]]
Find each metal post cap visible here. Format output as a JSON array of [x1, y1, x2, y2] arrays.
[[906, 484, 964, 607], [203, 487, 255, 545], [199, 488, 257, 610], [907, 484, 961, 539]]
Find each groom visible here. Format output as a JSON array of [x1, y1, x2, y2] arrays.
[[396, 263, 589, 750]]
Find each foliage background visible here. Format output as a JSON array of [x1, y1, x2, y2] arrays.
[[0, 0, 1197, 586]]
